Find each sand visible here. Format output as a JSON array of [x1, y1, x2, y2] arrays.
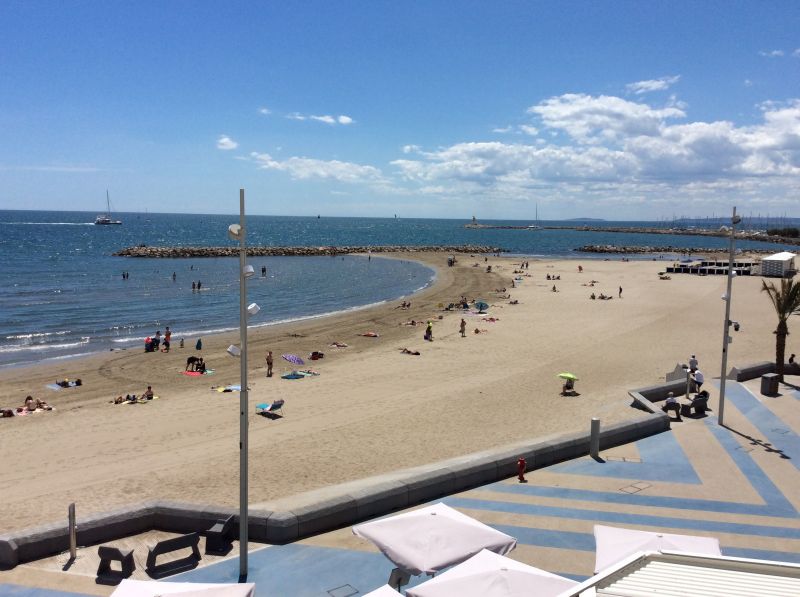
[[0, 252, 792, 534]]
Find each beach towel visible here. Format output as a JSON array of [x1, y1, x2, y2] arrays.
[[124, 396, 159, 404], [46, 381, 80, 391], [182, 369, 215, 377], [214, 385, 241, 392], [297, 370, 320, 376], [281, 372, 305, 380]]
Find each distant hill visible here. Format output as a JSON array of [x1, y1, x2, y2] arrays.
[[566, 218, 606, 222]]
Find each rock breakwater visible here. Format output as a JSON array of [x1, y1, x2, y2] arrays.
[[577, 244, 777, 255], [113, 245, 503, 258]]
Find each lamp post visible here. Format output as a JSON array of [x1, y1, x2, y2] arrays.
[[227, 189, 252, 580], [717, 206, 741, 426]]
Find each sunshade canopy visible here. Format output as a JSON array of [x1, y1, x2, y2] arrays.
[[352, 502, 517, 576], [362, 585, 403, 596], [593, 524, 721, 573], [111, 580, 255, 597], [406, 549, 578, 597], [557, 372, 578, 380]]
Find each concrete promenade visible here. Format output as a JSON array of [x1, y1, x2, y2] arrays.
[[2, 377, 798, 595]]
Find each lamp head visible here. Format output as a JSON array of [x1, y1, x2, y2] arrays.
[[247, 302, 260, 316], [226, 344, 241, 357], [243, 264, 255, 278], [732, 215, 742, 225], [228, 224, 242, 240]]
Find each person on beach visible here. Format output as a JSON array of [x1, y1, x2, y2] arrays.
[[662, 392, 682, 421], [266, 351, 274, 377], [790, 353, 796, 364], [688, 354, 698, 372], [153, 331, 161, 351], [424, 321, 433, 341], [195, 338, 202, 351], [163, 327, 171, 352], [619, 286, 623, 298], [400, 348, 421, 355], [692, 369, 704, 392], [460, 318, 467, 337], [143, 385, 154, 400]]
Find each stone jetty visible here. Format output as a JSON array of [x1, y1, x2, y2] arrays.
[[577, 244, 778, 255], [113, 245, 503, 258]]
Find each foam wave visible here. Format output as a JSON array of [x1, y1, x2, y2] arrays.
[[5, 330, 70, 340], [0, 337, 90, 353]]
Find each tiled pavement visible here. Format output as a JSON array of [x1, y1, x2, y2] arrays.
[[3, 379, 798, 596]]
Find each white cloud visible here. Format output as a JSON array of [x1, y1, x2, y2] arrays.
[[625, 75, 681, 95], [258, 107, 271, 115], [217, 135, 238, 150], [250, 152, 384, 183], [519, 125, 539, 136], [390, 94, 800, 199], [286, 112, 355, 125], [527, 93, 685, 144], [402, 144, 421, 154], [759, 49, 784, 57], [793, 48, 800, 58], [492, 126, 512, 133], [310, 115, 337, 124], [744, 79, 753, 87]]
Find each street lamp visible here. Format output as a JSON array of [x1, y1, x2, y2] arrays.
[[717, 206, 741, 426], [227, 189, 259, 581]]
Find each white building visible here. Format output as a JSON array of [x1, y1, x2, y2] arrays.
[[760, 251, 797, 278]]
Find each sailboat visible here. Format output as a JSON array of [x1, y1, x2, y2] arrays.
[[528, 204, 541, 230], [95, 190, 122, 225]]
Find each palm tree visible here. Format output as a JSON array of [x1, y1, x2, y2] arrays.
[[761, 278, 800, 381]]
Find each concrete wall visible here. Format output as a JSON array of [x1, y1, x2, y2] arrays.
[[0, 410, 670, 569]]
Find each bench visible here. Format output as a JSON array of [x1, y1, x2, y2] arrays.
[[97, 545, 135, 581], [146, 532, 201, 578], [205, 515, 235, 555]]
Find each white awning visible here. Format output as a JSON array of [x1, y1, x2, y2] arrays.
[[762, 252, 796, 261], [555, 551, 800, 597]]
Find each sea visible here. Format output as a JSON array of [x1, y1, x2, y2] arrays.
[[1, 210, 796, 369]]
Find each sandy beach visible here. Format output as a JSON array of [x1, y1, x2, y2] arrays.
[[0, 252, 792, 534]]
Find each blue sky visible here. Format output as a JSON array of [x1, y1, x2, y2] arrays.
[[1, 1, 798, 220]]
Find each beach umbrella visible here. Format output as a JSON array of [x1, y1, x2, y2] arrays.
[[282, 353, 305, 366], [475, 300, 489, 312], [111, 580, 255, 597], [406, 549, 578, 597], [593, 524, 721, 573], [362, 586, 402, 597], [352, 502, 517, 576], [557, 372, 578, 381]]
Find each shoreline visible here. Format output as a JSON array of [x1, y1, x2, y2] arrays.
[[0, 250, 791, 534]]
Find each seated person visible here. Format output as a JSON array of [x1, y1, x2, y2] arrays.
[[562, 379, 575, 395], [113, 396, 125, 404], [142, 386, 155, 400], [661, 392, 682, 420], [24, 395, 37, 411], [195, 358, 206, 373], [1, 408, 14, 418]]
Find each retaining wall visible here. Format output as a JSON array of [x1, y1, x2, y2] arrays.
[[0, 412, 668, 569]]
